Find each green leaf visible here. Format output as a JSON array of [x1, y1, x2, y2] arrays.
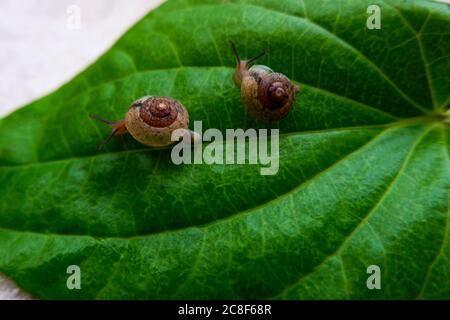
[[0, 0, 449, 299]]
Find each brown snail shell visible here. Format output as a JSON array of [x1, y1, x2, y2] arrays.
[[125, 96, 189, 147], [91, 96, 199, 150], [230, 42, 300, 122]]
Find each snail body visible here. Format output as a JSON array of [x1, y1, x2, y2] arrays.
[[231, 42, 300, 121], [91, 96, 198, 150]]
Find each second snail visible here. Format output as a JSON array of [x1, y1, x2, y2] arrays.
[[230, 41, 300, 121], [91, 96, 199, 150]]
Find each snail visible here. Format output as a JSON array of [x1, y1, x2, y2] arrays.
[[230, 41, 300, 121], [91, 96, 199, 150]]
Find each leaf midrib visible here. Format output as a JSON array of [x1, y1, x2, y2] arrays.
[[0, 123, 419, 240], [0, 123, 395, 169]]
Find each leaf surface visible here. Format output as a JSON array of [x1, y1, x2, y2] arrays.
[[0, 0, 449, 299]]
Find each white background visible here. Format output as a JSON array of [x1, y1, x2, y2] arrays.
[[0, 0, 164, 118]]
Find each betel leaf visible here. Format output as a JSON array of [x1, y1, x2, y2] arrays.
[[0, 0, 449, 299]]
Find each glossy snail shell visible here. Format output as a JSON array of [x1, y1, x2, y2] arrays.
[[231, 42, 300, 122], [125, 96, 189, 147], [242, 68, 299, 121]]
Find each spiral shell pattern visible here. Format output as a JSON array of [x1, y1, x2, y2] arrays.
[[125, 96, 189, 147]]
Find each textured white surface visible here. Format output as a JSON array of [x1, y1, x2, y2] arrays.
[[0, 274, 32, 300], [0, 0, 164, 299], [0, 0, 164, 118]]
